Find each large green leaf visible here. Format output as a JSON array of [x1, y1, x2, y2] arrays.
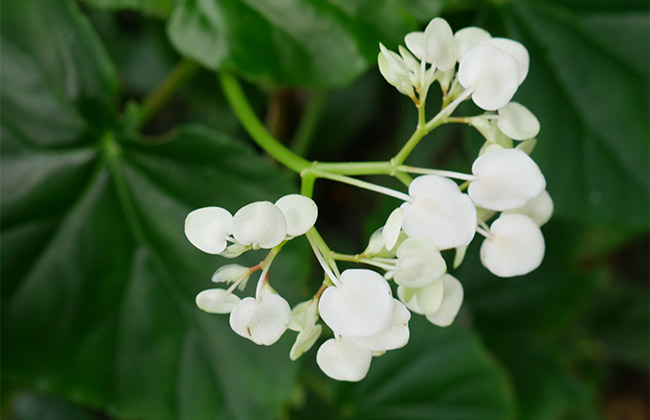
[[333, 318, 516, 420], [166, 0, 416, 87], [502, 1, 649, 229], [1, 1, 305, 418], [83, 0, 175, 18]]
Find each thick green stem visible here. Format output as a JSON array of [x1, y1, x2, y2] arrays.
[[138, 60, 198, 128], [219, 71, 311, 173]]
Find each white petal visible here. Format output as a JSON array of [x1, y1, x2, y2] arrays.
[[425, 274, 464, 327], [232, 201, 287, 249], [486, 38, 529, 85], [398, 45, 422, 87], [219, 242, 248, 258], [318, 269, 393, 337], [195, 289, 241, 314], [288, 298, 319, 331], [497, 102, 540, 140], [469, 148, 546, 211], [184, 207, 233, 254], [229, 294, 291, 346], [454, 27, 491, 62], [401, 175, 477, 250], [316, 337, 372, 382], [516, 138, 537, 155], [503, 190, 553, 226], [405, 31, 426, 61], [458, 44, 519, 111], [480, 214, 545, 277], [394, 238, 446, 288], [275, 194, 318, 237], [416, 277, 444, 314], [290, 324, 322, 361], [378, 44, 414, 97], [382, 208, 404, 252], [397, 285, 424, 315], [211, 264, 250, 283], [351, 300, 411, 351], [423, 17, 456, 70], [453, 245, 468, 269]]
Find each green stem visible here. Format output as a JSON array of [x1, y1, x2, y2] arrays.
[[312, 161, 393, 176], [393, 88, 471, 165], [138, 60, 198, 128], [219, 71, 311, 173], [290, 90, 328, 156], [301, 173, 316, 197], [398, 165, 475, 181], [309, 169, 411, 202]]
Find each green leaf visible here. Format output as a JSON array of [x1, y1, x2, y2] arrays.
[[167, 0, 416, 87], [6, 392, 103, 420], [333, 318, 516, 420], [1, 1, 305, 418], [502, 1, 650, 229], [83, 0, 175, 18]]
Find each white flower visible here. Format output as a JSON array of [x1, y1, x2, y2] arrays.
[[378, 43, 414, 97], [316, 336, 372, 382], [382, 208, 404, 252], [195, 288, 241, 314], [211, 264, 250, 284], [484, 38, 529, 85], [229, 283, 291, 345], [288, 298, 319, 332], [480, 214, 545, 277], [454, 27, 491, 62], [275, 194, 318, 237], [425, 274, 464, 327], [290, 324, 322, 361], [397, 278, 444, 315], [503, 190, 553, 226], [405, 17, 456, 71], [468, 148, 546, 211], [458, 43, 519, 111], [497, 102, 540, 140], [318, 269, 393, 337], [351, 299, 411, 351], [184, 207, 233, 254], [401, 175, 477, 250], [232, 201, 287, 249], [393, 237, 446, 288]]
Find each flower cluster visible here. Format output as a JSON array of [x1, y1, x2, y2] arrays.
[[185, 16, 552, 383]]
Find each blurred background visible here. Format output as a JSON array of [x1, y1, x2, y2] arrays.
[[1, 0, 648, 419]]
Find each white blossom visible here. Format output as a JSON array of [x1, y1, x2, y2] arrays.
[[316, 337, 372, 382], [454, 27, 491, 62], [396, 277, 444, 316], [211, 264, 250, 284], [485, 38, 529, 85], [290, 324, 322, 361], [229, 283, 291, 346], [458, 43, 519, 111], [468, 148, 546, 211], [378, 43, 414, 97], [232, 201, 287, 249], [503, 190, 553, 226], [196, 288, 241, 314], [405, 18, 456, 70], [480, 214, 545, 277], [318, 269, 393, 337], [401, 175, 477, 250], [275, 194, 318, 237], [393, 237, 446, 288], [351, 299, 411, 351], [425, 274, 464, 327], [382, 208, 404, 252], [497, 102, 540, 140], [184, 207, 233, 254]]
